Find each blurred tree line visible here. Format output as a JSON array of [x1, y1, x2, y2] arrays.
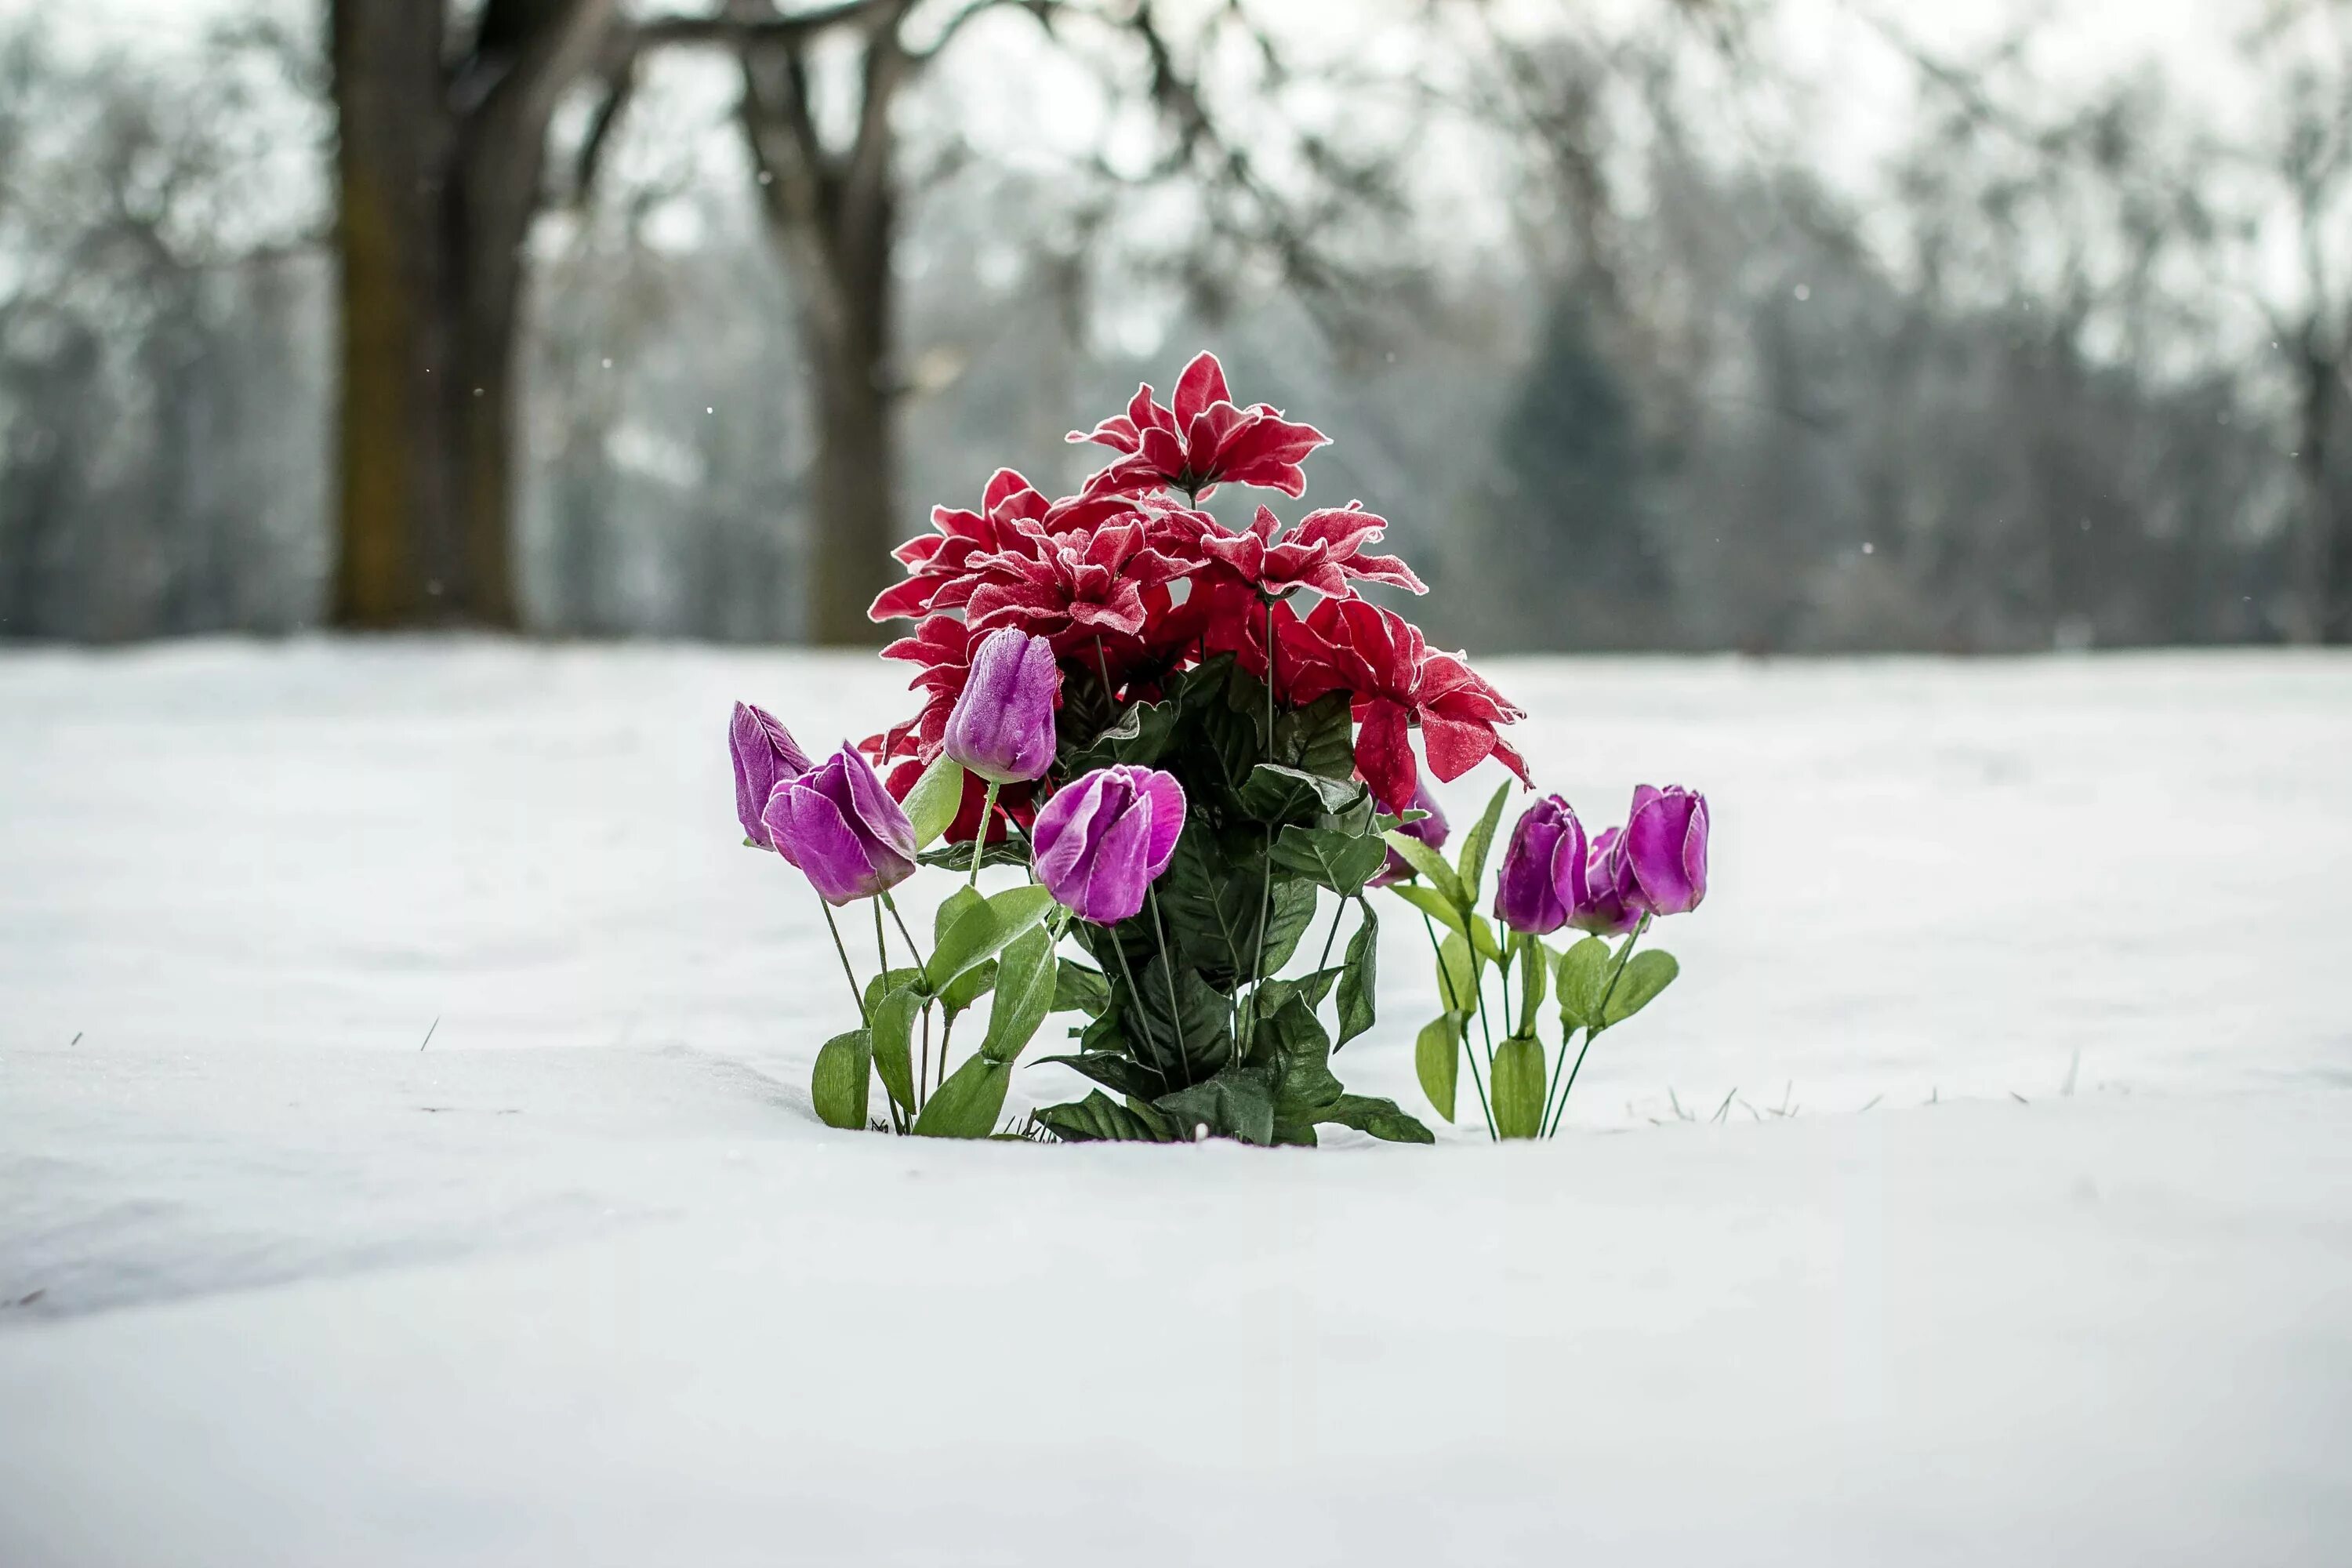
[[1, 1, 2345, 651]]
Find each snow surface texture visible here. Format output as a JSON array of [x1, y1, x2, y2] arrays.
[[2, 642, 2349, 1564]]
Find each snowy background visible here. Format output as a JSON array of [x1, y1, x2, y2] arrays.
[[4, 644, 2350, 1563]]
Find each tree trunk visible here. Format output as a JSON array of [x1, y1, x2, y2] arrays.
[[804, 219, 898, 645], [735, 16, 909, 646], [328, 0, 614, 630], [2295, 325, 2351, 644]]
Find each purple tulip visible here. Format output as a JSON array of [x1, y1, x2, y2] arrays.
[[1031, 764, 1186, 925], [1370, 779, 1450, 888], [942, 626, 1062, 784], [1621, 784, 1709, 916], [731, 702, 814, 848], [759, 743, 919, 905], [1568, 827, 1643, 936], [1493, 794, 1587, 936]]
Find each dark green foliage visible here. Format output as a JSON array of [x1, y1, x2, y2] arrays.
[[1032, 652, 1427, 1147], [1035, 1091, 1184, 1144]]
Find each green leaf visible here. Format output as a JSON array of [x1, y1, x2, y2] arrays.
[[869, 985, 922, 1114], [1051, 960, 1112, 1017], [1036, 1091, 1183, 1144], [1455, 782, 1512, 906], [935, 884, 985, 944], [1272, 691, 1356, 780], [1035, 1051, 1170, 1102], [1263, 996, 1339, 1118], [1334, 899, 1377, 1050], [1156, 831, 1316, 985], [1240, 764, 1366, 826], [1470, 914, 1504, 964], [902, 754, 967, 848], [1555, 935, 1612, 1030], [1125, 951, 1234, 1084], [1260, 879, 1320, 976], [938, 958, 996, 1021], [811, 1028, 872, 1131], [1271, 824, 1390, 897], [1383, 880, 1465, 935], [1064, 697, 1181, 772], [912, 1054, 1012, 1138], [1414, 1015, 1460, 1122], [1160, 1065, 1279, 1145], [1319, 1094, 1436, 1145], [1603, 950, 1680, 1025], [1252, 967, 1341, 1021], [917, 838, 1029, 872], [1492, 1034, 1547, 1139], [1515, 935, 1549, 1035], [978, 926, 1058, 1064], [862, 966, 926, 1016], [1437, 930, 1479, 1015], [927, 884, 1057, 993], [1382, 829, 1466, 908]]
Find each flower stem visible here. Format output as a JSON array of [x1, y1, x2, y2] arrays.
[[1423, 911, 1496, 1139], [820, 899, 866, 1026], [1316, 894, 1347, 973], [881, 891, 923, 972], [1102, 922, 1168, 1096], [1544, 916, 1648, 1138], [967, 779, 1000, 886], [1144, 887, 1193, 1085]]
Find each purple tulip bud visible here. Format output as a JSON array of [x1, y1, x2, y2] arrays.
[[760, 743, 919, 905], [1493, 793, 1587, 936], [1568, 826, 1644, 936], [1031, 764, 1186, 925], [731, 702, 814, 848], [942, 626, 1062, 784], [1370, 779, 1450, 888], [1621, 784, 1708, 916]]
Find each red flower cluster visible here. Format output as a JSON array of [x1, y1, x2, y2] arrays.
[[869, 352, 1525, 822]]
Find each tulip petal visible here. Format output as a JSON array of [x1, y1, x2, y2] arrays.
[[1076, 799, 1153, 924], [1136, 769, 1187, 877]]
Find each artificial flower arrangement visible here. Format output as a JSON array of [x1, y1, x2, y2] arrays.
[[731, 353, 1711, 1143]]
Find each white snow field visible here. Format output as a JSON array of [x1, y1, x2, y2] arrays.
[[2, 641, 2349, 1565]]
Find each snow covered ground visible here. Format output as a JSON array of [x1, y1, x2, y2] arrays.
[[2, 641, 2349, 1564]]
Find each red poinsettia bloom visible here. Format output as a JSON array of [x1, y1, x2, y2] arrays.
[[1279, 597, 1529, 810], [868, 468, 1051, 623], [871, 612, 976, 766], [1199, 502, 1428, 599], [1068, 351, 1329, 500], [964, 515, 1200, 652]]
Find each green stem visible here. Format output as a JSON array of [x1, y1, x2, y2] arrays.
[[1102, 923, 1169, 1097], [967, 779, 1001, 886], [881, 891, 923, 972], [1316, 894, 1346, 972], [1145, 885, 1192, 1086], [1244, 591, 1279, 1044], [871, 898, 909, 1131], [819, 899, 866, 1026], [1423, 910, 1496, 1139], [1544, 916, 1648, 1138]]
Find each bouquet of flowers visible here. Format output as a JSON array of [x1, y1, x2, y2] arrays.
[[731, 353, 1711, 1143]]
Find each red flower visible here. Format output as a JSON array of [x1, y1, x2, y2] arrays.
[[964, 514, 1200, 652], [1279, 597, 1528, 810], [872, 614, 975, 765], [1200, 503, 1428, 599], [868, 468, 1051, 624], [1068, 351, 1329, 500]]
